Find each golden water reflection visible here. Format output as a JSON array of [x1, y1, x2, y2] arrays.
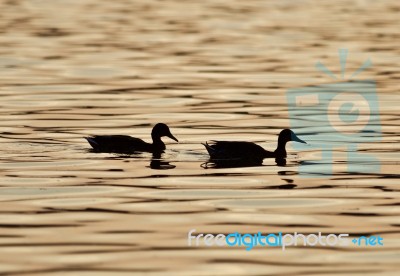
[[0, 0, 399, 275]]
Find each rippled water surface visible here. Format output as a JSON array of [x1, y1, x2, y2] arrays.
[[1, 0, 399, 275]]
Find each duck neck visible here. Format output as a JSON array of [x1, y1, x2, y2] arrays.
[[151, 134, 166, 151], [274, 139, 287, 158]]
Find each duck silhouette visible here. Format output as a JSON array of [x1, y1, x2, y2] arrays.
[[85, 123, 178, 154], [202, 129, 306, 164]]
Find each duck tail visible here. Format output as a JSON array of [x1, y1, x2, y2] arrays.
[[202, 142, 214, 155], [85, 137, 99, 149]]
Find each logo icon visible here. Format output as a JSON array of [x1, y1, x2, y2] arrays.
[[287, 49, 381, 177]]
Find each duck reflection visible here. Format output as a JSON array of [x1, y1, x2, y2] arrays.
[[148, 152, 176, 170], [201, 157, 287, 169]]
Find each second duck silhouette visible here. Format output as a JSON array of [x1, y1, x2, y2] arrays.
[[203, 129, 306, 164], [85, 123, 178, 154]]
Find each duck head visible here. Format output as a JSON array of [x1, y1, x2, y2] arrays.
[[279, 129, 306, 145], [275, 129, 306, 157], [152, 123, 178, 142]]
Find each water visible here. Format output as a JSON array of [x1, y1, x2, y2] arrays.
[[0, 0, 399, 275]]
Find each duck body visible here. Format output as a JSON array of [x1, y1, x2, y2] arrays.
[[203, 141, 273, 162], [85, 123, 178, 154], [203, 129, 306, 162], [86, 135, 157, 153]]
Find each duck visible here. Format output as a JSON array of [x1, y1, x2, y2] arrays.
[[202, 129, 306, 163], [85, 123, 178, 154]]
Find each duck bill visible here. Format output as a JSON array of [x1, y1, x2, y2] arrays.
[[167, 133, 179, 142], [292, 134, 307, 144]]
